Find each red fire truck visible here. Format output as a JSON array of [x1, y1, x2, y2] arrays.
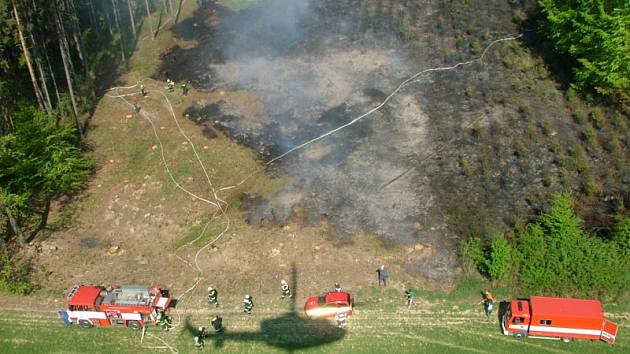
[[501, 296, 619, 343], [60, 284, 172, 330]]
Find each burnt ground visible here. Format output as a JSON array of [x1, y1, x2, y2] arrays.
[[158, 0, 630, 280]]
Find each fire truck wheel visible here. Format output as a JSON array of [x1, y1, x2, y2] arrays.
[[514, 331, 528, 340], [561, 337, 572, 343], [127, 320, 142, 331], [78, 320, 93, 329]]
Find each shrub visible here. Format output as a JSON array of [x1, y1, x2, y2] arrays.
[[613, 218, 630, 256], [486, 234, 512, 281], [461, 236, 486, 274], [590, 107, 606, 130], [0, 250, 34, 295], [468, 193, 630, 298], [516, 224, 552, 292]]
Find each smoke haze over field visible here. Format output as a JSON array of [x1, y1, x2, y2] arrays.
[[170, 0, 461, 279], [221, 0, 311, 60]]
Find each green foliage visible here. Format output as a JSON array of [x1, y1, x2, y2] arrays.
[[538, 0, 630, 97], [0, 104, 93, 242], [516, 223, 551, 291], [460, 236, 486, 274], [613, 218, 630, 256], [468, 193, 630, 298], [0, 249, 34, 295], [486, 234, 512, 281]]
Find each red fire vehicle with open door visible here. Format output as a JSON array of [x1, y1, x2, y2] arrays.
[[60, 284, 172, 330], [501, 296, 619, 343]]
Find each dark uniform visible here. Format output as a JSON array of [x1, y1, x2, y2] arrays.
[[156, 310, 173, 331], [243, 295, 254, 314], [377, 265, 388, 286], [211, 316, 224, 333], [194, 326, 206, 350], [335, 283, 342, 292], [208, 286, 219, 307]]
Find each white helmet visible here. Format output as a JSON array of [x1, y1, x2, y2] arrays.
[[198, 326, 204, 331], [208, 286, 214, 291], [245, 294, 251, 299], [281, 280, 287, 285]]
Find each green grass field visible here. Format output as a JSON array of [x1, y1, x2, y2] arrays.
[[1, 296, 626, 354]]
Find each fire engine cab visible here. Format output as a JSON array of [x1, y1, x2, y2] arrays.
[[61, 284, 172, 330], [502, 296, 619, 343]]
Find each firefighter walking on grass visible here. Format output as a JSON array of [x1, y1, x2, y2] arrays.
[[405, 289, 417, 309], [280, 280, 292, 299], [194, 326, 206, 350], [211, 316, 224, 333], [376, 265, 388, 286], [156, 309, 173, 331], [336, 311, 348, 329], [481, 290, 494, 317], [208, 286, 219, 307], [243, 295, 254, 314]]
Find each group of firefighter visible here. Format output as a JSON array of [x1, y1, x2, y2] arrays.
[[132, 79, 190, 114], [191, 280, 294, 350], [161, 266, 494, 350]]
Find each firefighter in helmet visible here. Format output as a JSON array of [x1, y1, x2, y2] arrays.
[[336, 310, 348, 329], [208, 286, 219, 307], [243, 294, 254, 314], [482, 290, 494, 317], [194, 326, 206, 350], [211, 315, 224, 333], [280, 280, 292, 299], [156, 308, 173, 331], [334, 283, 342, 292]]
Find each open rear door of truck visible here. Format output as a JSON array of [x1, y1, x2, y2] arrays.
[[601, 320, 619, 344]]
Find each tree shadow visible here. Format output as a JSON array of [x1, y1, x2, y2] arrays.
[[186, 263, 344, 351]]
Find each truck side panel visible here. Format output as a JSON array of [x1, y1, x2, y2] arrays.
[[529, 304, 604, 339], [528, 324, 601, 340]]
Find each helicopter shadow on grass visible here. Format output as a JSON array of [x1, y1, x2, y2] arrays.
[[184, 263, 345, 352]]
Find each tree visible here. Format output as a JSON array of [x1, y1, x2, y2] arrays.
[[0, 104, 93, 244], [538, 0, 630, 98], [53, 1, 82, 137], [111, 0, 127, 65], [11, 0, 45, 111], [126, 0, 136, 37]]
